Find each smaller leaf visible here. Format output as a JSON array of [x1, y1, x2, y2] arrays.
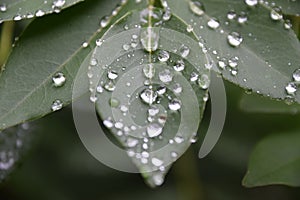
[[243, 132, 300, 187], [0, 0, 83, 22]]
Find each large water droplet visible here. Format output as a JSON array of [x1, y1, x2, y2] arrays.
[[147, 123, 163, 138], [270, 6, 283, 21], [140, 27, 159, 52], [51, 100, 63, 111], [140, 88, 158, 105], [227, 32, 243, 47], [52, 72, 66, 87], [189, 1, 205, 16]]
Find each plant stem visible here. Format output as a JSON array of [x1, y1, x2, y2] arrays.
[[0, 21, 14, 68]]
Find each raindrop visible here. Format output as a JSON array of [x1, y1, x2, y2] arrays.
[[90, 58, 98, 66], [51, 100, 63, 111], [52, 72, 66, 87], [100, 16, 110, 28], [82, 42, 88, 48], [35, 9, 45, 17], [0, 4, 7, 12], [171, 152, 178, 158], [207, 18, 220, 29], [163, 8, 172, 21], [285, 82, 297, 95], [13, 15, 22, 21], [152, 174, 164, 186], [147, 123, 163, 138], [148, 107, 159, 116], [140, 27, 159, 52], [228, 57, 239, 68], [103, 118, 114, 128], [190, 72, 199, 82], [218, 58, 227, 69], [140, 88, 158, 105], [174, 136, 184, 143], [127, 138, 139, 147], [158, 50, 170, 62], [284, 20, 292, 30], [238, 12, 248, 24], [157, 85, 167, 95], [189, 0, 205, 16], [159, 69, 173, 83], [227, 10, 237, 20], [174, 60, 185, 72], [293, 69, 300, 82], [96, 39, 103, 46], [198, 74, 210, 89], [245, 0, 258, 7], [108, 70, 118, 80], [143, 64, 155, 79], [140, 8, 162, 26], [104, 81, 116, 92], [168, 98, 181, 111], [96, 85, 104, 93], [270, 6, 283, 21], [53, 0, 66, 8], [179, 45, 190, 58], [173, 83, 183, 94], [90, 96, 98, 103], [227, 32, 243, 47], [152, 157, 164, 167], [186, 25, 194, 32]]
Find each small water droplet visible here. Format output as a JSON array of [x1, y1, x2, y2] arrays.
[[90, 58, 98, 66], [140, 88, 158, 105], [238, 12, 248, 24], [186, 24, 194, 32], [52, 72, 66, 87], [127, 138, 139, 147], [227, 32, 243, 47], [13, 14, 22, 21], [173, 83, 183, 94], [152, 157, 164, 167], [143, 64, 155, 79], [227, 10, 237, 20], [228, 57, 239, 68], [159, 69, 173, 83], [163, 8, 172, 21], [284, 19, 292, 30], [174, 60, 185, 72], [285, 82, 297, 95], [174, 136, 184, 143], [190, 72, 199, 82], [270, 6, 283, 21], [0, 4, 7, 12], [51, 100, 63, 111], [104, 81, 116, 92], [207, 18, 220, 29], [218, 58, 227, 69], [169, 98, 181, 111], [90, 96, 98, 103], [157, 85, 167, 95], [189, 0, 205, 16], [100, 16, 110, 28], [35, 9, 45, 17], [96, 85, 104, 93], [108, 70, 118, 80], [103, 118, 114, 128], [147, 123, 163, 138]]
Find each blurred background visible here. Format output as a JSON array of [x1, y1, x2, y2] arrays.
[[0, 10, 300, 200]]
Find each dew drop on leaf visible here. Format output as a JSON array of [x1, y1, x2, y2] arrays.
[[158, 50, 170, 62], [179, 45, 190, 58], [245, 0, 258, 7], [227, 10, 237, 20], [174, 59, 185, 72], [198, 74, 210, 89], [270, 6, 283, 21], [293, 69, 300, 82], [52, 72, 66, 87], [147, 123, 163, 138], [0, 4, 7, 12], [143, 64, 155, 79], [207, 18, 220, 29], [189, 0, 205, 16], [227, 32, 243, 47], [140, 88, 158, 105], [159, 69, 173, 83], [168, 98, 182, 111], [51, 100, 63, 111], [285, 82, 297, 95]]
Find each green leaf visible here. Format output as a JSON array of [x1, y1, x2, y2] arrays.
[[0, 0, 147, 131], [0, 123, 33, 183], [243, 132, 300, 187], [88, 7, 210, 187], [0, 0, 83, 22], [240, 93, 300, 114], [164, 0, 300, 103]]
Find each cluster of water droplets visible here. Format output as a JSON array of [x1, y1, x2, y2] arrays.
[[285, 68, 300, 101], [0, 123, 32, 181]]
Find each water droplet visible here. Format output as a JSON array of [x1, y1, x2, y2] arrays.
[[189, 0, 205, 16], [140, 8, 163, 26], [190, 72, 199, 82], [52, 72, 66, 87], [110, 98, 120, 108], [238, 12, 248, 24], [104, 81, 116, 92], [207, 18, 220, 29], [148, 106, 159, 116], [218, 58, 227, 69], [103, 118, 114, 128], [173, 59, 185, 72], [51, 100, 63, 111], [140, 27, 159, 52], [82, 42, 88, 48], [293, 69, 300, 82], [127, 138, 139, 147], [143, 64, 155, 79], [140, 88, 158, 105], [96, 39, 103, 46], [13, 14, 22, 21], [173, 83, 183, 94], [174, 136, 184, 143], [198, 74, 210, 89], [0, 152, 14, 170], [157, 85, 167, 95], [227, 10, 237, 20], [158, 50, 170, 62], [285, 82, 297, 95], [96, 85, 104, 93], [152, 157, 164, 167], [108, 70, 118, 80], [159, 69, 173, 83], [179, 45, 190, 58], [35, 9, 45, 17], [100, 16, 110, 28], [171, 152, 178, 158], [152, 174, 164, 186], [90, 96, 98, 103], [52, 0, 65, 12], [168, 98, 181, 111], [270, 6, 283, 21], [245, 0, 258, 7], [228, 57, 239, 68], [90, 58, 98, 66], [227, 32, 243, 47], [284, 19, 292, 30], [0, 4, 7, 12], [163, 8, 172, 21], [147, 123, 163, 138], [186, 24, 194, 32]]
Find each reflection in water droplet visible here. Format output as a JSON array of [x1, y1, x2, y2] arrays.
[[35, 9, 45, 17], [228, 57, 239, 68], [190, 72, 199, 82], [238, 12, 248, 24], [218, 58, 227, 69], [108, 70, 118, 80], [227, 32, 243, 47], [104, 81, 116, 92], [100, 16, 110, 28], [51, 100, 63, 111]]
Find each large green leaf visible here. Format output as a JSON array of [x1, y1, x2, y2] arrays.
[[0, 0, 83, 22], [86, 6, 210, 186], [243, 132, 300, 187], [164, 0, 300, 103], [0, 0, 147, 131]]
